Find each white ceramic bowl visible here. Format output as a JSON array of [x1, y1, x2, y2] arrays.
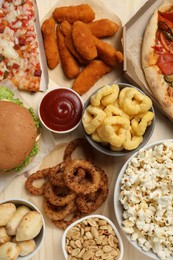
[[62, 214, 124, 260], [82, 82, 155, 157], [38, 87, 84, 134], [0, 198, 45, 260], [114, 139, 173, 260]]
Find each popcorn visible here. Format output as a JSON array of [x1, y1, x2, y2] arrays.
[[119, 141, 173, 259]]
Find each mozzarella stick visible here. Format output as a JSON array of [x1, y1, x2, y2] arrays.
[[41, 17, 60, 69], [56, 25, 80, 78], [72, 21, 97, 60], [72, 60, 111, 95], [87, 18, 119, 38], [93, 36, 124, 67], [60, 21, 88, 65], [53, 4, 95, 24]]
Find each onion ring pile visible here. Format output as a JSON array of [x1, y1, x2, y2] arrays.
[[25, 138, 109, 229]]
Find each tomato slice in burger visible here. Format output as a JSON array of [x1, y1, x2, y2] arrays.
[[157, 52, 173, 75]]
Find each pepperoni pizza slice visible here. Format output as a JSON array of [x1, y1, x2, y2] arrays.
[[142, 0, 173, 118], [0, 0, 42, 92]]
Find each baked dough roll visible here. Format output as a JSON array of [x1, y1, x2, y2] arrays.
[[0, 242, 20, 260], [0, 203, 16, 226]]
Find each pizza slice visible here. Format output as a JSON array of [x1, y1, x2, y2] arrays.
[[142, 0, 173, 118], [0, 0, 42, 92]]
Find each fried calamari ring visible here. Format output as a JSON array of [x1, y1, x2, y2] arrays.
[[90, 84, 119, 107], [123, 130, 143, 150], [44, 182, 76, 207], [52, 210, 84, 230], [63, 159, 101, 195], [131, 111, 154, 136], [76, 168, 108, 213], [43, 198, 76, 221], [63, 138, 94, 163], [82, 105, 106, 134], [25, 168, 51, 195], [119, 88, 152, 115], [97, 116, 130, 147]]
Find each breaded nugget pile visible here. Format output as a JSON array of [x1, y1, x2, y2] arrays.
[[41, 4, 124, 95]]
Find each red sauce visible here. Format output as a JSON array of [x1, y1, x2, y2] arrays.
[[39, 88, 83, 132]]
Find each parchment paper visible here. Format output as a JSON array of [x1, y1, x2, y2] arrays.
[[41, 0, 124, 102], [0, 79, 55, 193]]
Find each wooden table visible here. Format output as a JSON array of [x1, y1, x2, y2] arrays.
[[1, 0, 173, 260]]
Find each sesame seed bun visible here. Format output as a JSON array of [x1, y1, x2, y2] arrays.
[[0, 101, 37, 171]]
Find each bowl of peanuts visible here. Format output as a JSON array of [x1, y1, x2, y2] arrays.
[[82, 82, 155, 156], [114, 139, 173, 260], [62, 214, 124, 260], [0, 198, 45, 260]]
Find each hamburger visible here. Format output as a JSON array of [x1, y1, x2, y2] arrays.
[[0, 86, 40, 172]]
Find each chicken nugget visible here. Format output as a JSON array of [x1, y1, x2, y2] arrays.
[[56, 26, 80, 79], [53, 4, 95, 24], [87, 18, 119, 38], [72, 21, 97, 61], [93, 36, 124, 67], [60, 21, 88, 65], [41, 17, 60, 69], [72, 60, 111, 95]]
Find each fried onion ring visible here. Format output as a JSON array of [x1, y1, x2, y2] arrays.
[[44, 182, 76, 206], [76, 168, 108, 213], [25, 168, 51, 195], [63, 138, 94, 163], [52, 210, 84, 230], [48, 162, 66, 186], [43, 198, 76, 221], [63, 159, 101, 194]]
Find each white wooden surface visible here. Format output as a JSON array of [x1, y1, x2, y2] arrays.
[[1, 0, 173, 260]]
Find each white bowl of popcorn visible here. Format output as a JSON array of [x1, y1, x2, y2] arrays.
[[114, 139, 173, 260], [0, 198, 45, 260], [62, 214, 124, 260]]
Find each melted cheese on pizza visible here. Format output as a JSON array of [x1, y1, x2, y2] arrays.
[[0, 0, 42, 92]]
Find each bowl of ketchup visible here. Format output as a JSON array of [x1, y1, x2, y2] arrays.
[[38, 87, 84, 134]]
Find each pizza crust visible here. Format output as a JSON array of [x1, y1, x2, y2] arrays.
[[143, 65, 173, 118]]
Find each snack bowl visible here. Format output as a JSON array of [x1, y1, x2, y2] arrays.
[[38, 87, 84, 134], [82, 82, 155, 156], [0, 198, 45, 260], [62, 214, 124, 260], [114, 139, 173, 260]]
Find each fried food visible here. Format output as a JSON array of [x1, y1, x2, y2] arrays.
[[63, 138, 94, 163], [93, 36, 124, 67], [24, 138, 109, 230], [60, 21, 88, 64], [52, 4, 95, 24], [25, 167, 51, 196], [41, 17, 60, 69], [63, 159, 101, 195], [72, 21, 97, 60], [43, 198, 76, 221], [44, 182, 76, 207], [56, 25, 80, 78], [76, 168, 108, 213], [87, 18, 119, 38], [72, 60, 111, 95]]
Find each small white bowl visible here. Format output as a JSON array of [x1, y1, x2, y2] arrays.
[[62, 214, 124, 260], [1, 198, 45, 260], [38, 87, 84, 134], [114, 139, 173, 260]]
